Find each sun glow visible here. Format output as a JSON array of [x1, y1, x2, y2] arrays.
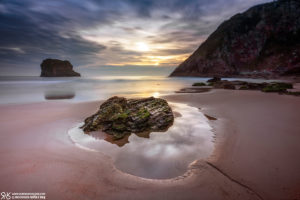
[[136, 42, 150, 52], [106, 54, 189, 66], [152, 92, 160, 98], [79, 27, 191, 66]]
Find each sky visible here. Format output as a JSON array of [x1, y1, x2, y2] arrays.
[[0, 0, 271, 76]]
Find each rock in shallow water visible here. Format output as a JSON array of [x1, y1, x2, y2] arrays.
[[81, 96, 174, 140], [191, 79, 298, 95]]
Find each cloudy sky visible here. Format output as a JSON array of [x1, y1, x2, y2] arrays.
[[0, 0, 271, 75]]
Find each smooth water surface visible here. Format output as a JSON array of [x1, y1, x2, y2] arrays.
[[0, 75, 276, 104], [0, 76, 203, 104]]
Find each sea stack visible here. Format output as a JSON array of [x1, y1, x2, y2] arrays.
[[170, 0, 300, 78], [40, 58, 81, 77]]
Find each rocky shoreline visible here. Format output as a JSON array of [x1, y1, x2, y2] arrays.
[[190, 77, 300, 96]]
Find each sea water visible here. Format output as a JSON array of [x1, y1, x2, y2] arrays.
[[0, 75, 211, 104], [0, 74, 273, 105]]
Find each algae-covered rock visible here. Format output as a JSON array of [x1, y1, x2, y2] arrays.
[[262, 82, 293, 93], [81, 96, 174, 140], [223, 83, 235, 90]]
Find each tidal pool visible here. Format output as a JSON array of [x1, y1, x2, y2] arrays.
[[68, 102, 214, 179]]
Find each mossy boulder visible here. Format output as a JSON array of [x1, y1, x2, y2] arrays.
[[285, 91, 300, 96], [262, 82, 293, 93], [243, 82, 268, 90], [212, 80, 236, 89], [223, 83, 236, 90], [239, 85, 249, 90], [81, 96, 174, 140]]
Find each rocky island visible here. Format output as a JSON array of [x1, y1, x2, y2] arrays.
[[170, 0, 300, 78], [40, 59, 81, 77], [81, 96, 174, 140]]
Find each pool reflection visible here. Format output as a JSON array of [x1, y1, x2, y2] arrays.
[[44, 90, 75, 100], [68, 102, 214, 179]]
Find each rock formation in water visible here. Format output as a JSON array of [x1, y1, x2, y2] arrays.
[[191, 78, 299, 95], [40, 59, 80, 77], [81, 96, 174, 140], [170, 0, 300, 78]]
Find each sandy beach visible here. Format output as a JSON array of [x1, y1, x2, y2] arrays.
[[0, 89, 300, 200], [1, 0, 300, 199]]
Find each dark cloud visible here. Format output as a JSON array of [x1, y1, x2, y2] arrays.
[[0, 0, 107, 73], [0, 0, 271, 75]]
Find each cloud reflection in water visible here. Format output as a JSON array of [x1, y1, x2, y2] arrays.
[[68, 102, 214, 179]]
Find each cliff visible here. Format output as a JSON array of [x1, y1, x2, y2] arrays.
[[40, 59, 81, 77], [170, 0, 300, 78]]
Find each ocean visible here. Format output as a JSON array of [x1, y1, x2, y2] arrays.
[[0, 75, 211, 104], [0, 70, 279, 105]]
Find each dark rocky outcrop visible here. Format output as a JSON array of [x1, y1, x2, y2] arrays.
[[170, 0, 300, 78], [81, 96, 174, 140], [40, 59, 80, 77], [192, 82, 206, 86], [176, 87, 211, 93], [191, 78, 299, 95], [207, 77, 221, 83]]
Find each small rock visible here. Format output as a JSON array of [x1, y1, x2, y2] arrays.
[[223, 84, 235, 90], [192, 82, 206, 86], [207, 77, 221, 83]]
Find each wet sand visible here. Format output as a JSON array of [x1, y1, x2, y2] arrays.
[[166, 90, 300, 200], [0, 89, 300, 199]]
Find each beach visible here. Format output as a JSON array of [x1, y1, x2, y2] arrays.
[[0, 87, 299, 200], [1, 0, 300, 199]]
